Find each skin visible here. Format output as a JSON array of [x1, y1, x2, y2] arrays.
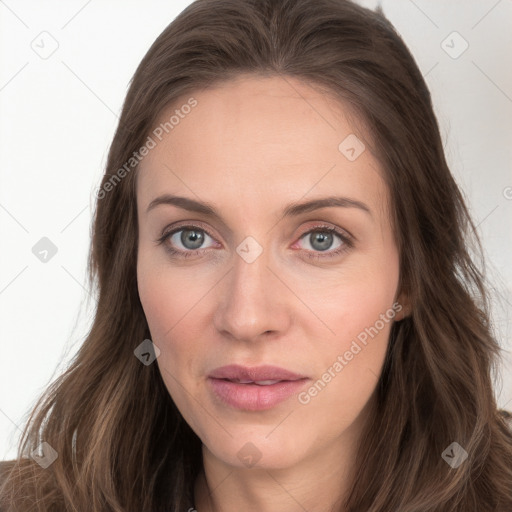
[[136, 74, 409, 511]]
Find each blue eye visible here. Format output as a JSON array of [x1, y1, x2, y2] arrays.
[[297, 226, 353, 260], [156, 223, 354, 260], [157, 225, 217, 258]]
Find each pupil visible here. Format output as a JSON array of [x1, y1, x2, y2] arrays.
[[182, 229, 204, 249], [311, 232, 332, 251]]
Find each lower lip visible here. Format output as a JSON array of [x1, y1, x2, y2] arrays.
[[208, 378, 309, 411]]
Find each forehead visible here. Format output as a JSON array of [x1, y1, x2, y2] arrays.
[[136, 75, 387, 219]]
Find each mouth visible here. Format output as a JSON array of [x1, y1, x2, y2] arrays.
[[209, 364, 307, 382], [218, 378, 286, 385], [207, 364, 310, 411]]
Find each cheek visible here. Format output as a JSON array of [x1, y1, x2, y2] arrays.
[[137, 249, 210, 342], [137, 261, 205, 426], [302, 253, 400, 345], [297, 254, 399, 407], [137, 254, 212, 389], [137, 256, 186, 379], [137, 267, 173, 341]]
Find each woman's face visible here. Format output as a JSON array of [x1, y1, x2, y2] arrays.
[[136, 75, 406, 471]]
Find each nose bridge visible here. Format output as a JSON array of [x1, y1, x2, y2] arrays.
[[213, 236, 288, 340]]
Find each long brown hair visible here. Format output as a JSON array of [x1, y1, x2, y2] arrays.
[[1, 0, 511, 510]]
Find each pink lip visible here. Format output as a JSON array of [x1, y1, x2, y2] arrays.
[[209, 364, 307, 381], [208, 365, 310, 411]]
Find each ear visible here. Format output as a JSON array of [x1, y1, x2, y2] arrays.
[[393, 290, 412, 321]]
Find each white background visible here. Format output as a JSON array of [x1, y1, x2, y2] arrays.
[[1, 0, 511, 460]]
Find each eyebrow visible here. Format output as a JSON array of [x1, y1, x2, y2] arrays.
[[146, 194, 372, 220]]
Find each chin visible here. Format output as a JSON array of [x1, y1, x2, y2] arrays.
[[200, 425, 311, 470]]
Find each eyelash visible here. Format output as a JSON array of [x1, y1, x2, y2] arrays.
[[155, 223, 354, 261]]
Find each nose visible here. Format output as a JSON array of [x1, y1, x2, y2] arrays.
[[212, 240, 291, 343]]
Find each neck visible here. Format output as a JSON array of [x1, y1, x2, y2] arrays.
[[193, 401, 373, 512], [195, 459, 350, 512]]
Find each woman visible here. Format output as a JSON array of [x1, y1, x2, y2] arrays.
[[1, 0, 511, 510]]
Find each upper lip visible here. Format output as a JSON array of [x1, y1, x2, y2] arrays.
[[209, 364, 307, 382]]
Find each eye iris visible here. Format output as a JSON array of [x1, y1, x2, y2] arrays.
[[310, 231, 333, 251], [181, 229, 204, 250]]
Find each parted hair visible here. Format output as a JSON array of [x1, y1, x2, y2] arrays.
[[1, 0, 511, 510]]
